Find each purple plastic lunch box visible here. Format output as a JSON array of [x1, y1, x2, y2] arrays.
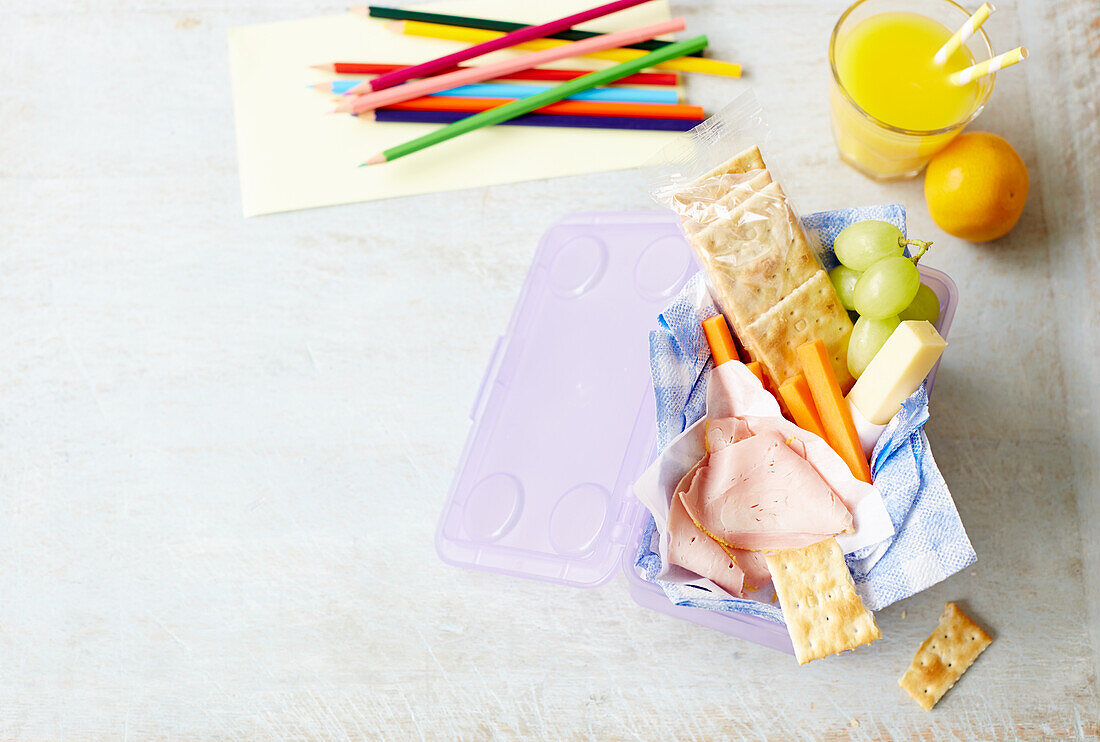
[[436, 211, 958, 653]]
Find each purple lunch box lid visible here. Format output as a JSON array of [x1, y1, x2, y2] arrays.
[[436, 211, 959, 651]]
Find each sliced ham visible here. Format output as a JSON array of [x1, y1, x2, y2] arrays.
[[734, 549, 771, 591], [667, 468, 746, 597], [667, 457, 772, 597], [657, 359, 867, 598], [679, 428, 853, 552]]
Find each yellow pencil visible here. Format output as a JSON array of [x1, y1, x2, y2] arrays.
[[394, 20, 741, 77]]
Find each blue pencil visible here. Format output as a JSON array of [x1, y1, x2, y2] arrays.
[[313, 80, 678, 104]]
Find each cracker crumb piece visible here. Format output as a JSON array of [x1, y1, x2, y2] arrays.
[[898, 602, 992, 710], [902, 610, 907, 620]]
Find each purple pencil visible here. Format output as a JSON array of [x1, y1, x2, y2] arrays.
[[365, 108, 700, 131], [355, 0, 655, 94]]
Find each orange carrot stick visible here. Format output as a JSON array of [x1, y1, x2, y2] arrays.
[[796, 339, 872, 483], [702, 315, 739, 366], [778, 374, 827, 440], [745, 361, 765, 384]]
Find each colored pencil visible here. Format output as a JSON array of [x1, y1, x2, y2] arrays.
[[319, 80, 678, 104], [373, 96, 705, 120], [368, 109, 699, 131], [356, 5, 705, 57], [311, 62, 678, 86], [340, 18, 687, 113], [358, 0, 655, 93], [362, 34, 707, 165], [397, 20, 741, 77], [321, 62, 678, 85]]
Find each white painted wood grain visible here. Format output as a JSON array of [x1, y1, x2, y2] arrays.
[[0, 0, 1097, 739]]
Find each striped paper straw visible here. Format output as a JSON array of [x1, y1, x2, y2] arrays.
[[935, 3, 995, 65], [949, 46, 1028, 85]]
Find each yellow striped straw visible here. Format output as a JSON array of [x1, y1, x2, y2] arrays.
[[949, 45, 1028, 85], [934, 2, 996, 65], [396, 20, 741, 77]]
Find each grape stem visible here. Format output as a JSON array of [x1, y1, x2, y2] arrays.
[[900, 238, 932, 263]]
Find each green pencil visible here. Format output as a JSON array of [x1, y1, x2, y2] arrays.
[[362, 34, 708, 166], [357, 5, 705, 57]]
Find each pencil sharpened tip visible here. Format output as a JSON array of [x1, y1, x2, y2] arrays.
[[348, 6, 370, 16], [309, 63, 335, 72], [363, 153, 387, 166]]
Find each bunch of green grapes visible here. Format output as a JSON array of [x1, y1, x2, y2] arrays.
[[828, 221, 940, 378]]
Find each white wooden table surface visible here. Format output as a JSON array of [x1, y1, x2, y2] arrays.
[[2, 0, 1098, 739]]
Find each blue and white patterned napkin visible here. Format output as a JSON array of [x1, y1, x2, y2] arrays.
[[847, 384, 976, 609], [634, 204, 975, 618]]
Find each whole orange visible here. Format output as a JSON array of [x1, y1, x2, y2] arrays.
[[924, 132, 1029, 242]]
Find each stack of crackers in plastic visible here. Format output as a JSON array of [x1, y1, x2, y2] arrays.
[[670, 145, 856, 394]]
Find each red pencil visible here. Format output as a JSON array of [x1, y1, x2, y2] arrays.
[[310, 62, 678, 86]]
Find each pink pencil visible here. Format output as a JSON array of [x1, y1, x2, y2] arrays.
[[351, 0, 655, 95], [337, 17, 686, 114]]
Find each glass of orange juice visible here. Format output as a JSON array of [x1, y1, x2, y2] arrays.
[[829, 0, 996, 181]]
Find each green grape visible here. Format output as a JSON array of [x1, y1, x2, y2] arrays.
[[834, 221, 905, 271], [899, 283, 941, 323], [848, 315, 901, 379], [829, 265, 861, 310], [853, 256, 921, 319]]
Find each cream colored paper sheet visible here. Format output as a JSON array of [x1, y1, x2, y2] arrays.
[[229, 0, 679, 216]]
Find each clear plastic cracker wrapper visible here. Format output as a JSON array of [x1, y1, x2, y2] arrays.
[[647, 92, 855, 392]]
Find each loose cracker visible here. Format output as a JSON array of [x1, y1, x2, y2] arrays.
[[766, 538, 881, 664], [898, 603, 993, 710]]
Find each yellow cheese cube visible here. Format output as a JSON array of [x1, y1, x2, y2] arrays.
[[846, 321, 947, 425]]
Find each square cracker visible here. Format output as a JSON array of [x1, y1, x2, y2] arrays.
[[899, 603, 993, 710], [697, 145, 768, 183], [674, 146, 770, 207], [689, 185, 821, 328], [675, 169, 774, 238], [766, 538, 880, 664], [741, 269, 855, 392]]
